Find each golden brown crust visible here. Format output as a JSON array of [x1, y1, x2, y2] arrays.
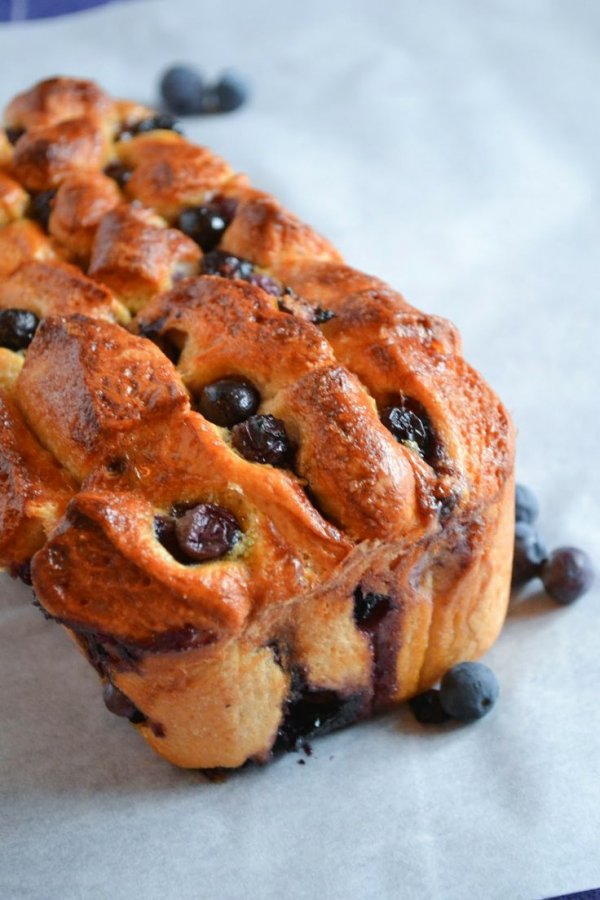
[[0, 77, 516, 769], [11, 117, 109, 192], [0, 259, 128, 322], [221, 196, 343, 268], [5, 77, 114, 131], [0, 360, 75, 565], [49, 171, 121, 261], [115, 132, 233, 220], [0, 219, 56, 279], [88, 204, 200, 310], [0, 172, 28, 226]]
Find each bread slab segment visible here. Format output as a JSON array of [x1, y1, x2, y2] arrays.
[[0, 77, 515, 768]]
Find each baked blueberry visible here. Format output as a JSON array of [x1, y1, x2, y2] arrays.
[[201, 249, 254, 280], [512, 521, 547, 585], [154, 514, 180, 559], [0, 308, 40, 351], [174, 503, 241, 562], [409, 689, 451, 725], [160, 65, 204, 116], [177, 199, 237, 251], [275, 674, 365, 751], [541, 546, 595, 605], [353, 585, 392, 629], [137, 318, 183, 365], [104, 161, 132, 189], [5, 126, 24, 146], [247, 272, 284, 296], [199, 377, 260, 427], [214, 71, 249, 113], [439, 661, 499, 722], [19, 562, 33, 585], [232, 414, 293, 467], [312, 306, 335, 325], [515, 483, 539, 524], [29, 189, 56, 231], [380, 399, 435, 464], [103, 681, 145, 723], [120, 114, 183, 140]]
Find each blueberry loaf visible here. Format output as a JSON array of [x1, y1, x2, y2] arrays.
[[0, 78, 515, 768]]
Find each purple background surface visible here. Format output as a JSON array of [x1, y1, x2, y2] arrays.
[[0, 0, 122, 21]]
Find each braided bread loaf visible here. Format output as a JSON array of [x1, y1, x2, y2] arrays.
[[0, 77, 514, 768]]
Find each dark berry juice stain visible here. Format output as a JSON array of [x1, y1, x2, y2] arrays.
[[78, 630, 142, 676], [266, 640, 284, 667], [353, 584, 400, 708], [69, 619, 215, 679], [103, 681, 146, 723], [353, 586, 393, 630], [274, 669, 367, 752]]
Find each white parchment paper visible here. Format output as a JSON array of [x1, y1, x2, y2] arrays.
[[1, 2, 599, 898]]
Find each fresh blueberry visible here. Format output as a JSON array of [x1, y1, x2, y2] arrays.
[[213, 71, 249, 113], [515, 483, 539, 524], [198, 377, 260, 427], [29, 189, 56, 231], [177, 198, 237, 251], [0, 308, 40, 351], [231, 414, 294, 467], [512, 521, 547, 585], [409, 689, 451, 725], [160, 65, 204, 116], [541, 546, 595, 605], [174, 503, 241, 562], [439, 661, 499, 722], [380, 399, 436, 464]]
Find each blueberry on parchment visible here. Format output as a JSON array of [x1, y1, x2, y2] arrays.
[[439, 662, 499, 722]]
